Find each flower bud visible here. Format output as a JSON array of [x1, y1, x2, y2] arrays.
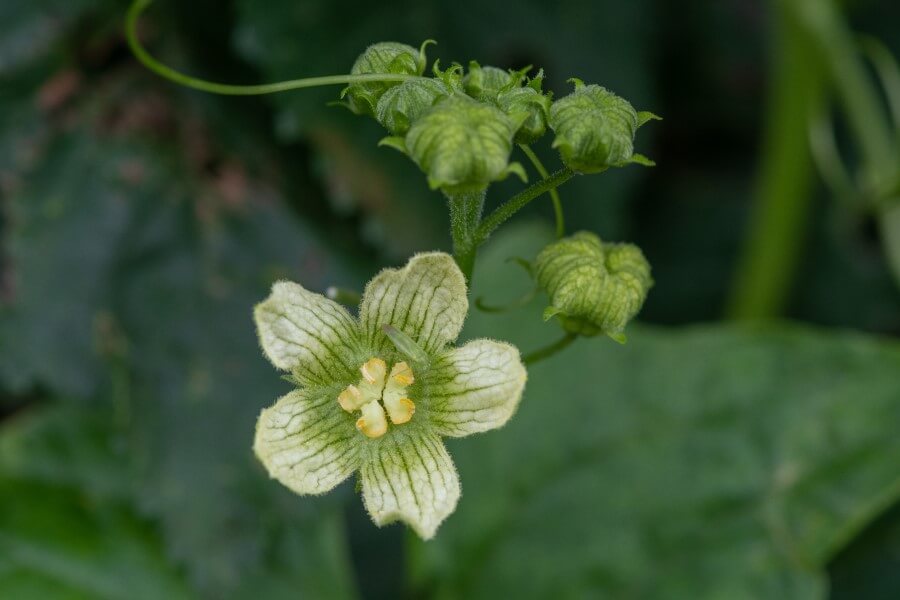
[[497, 86, 551, 144], [343, 41, 431, 116], [375, 79, 455, 135], [463, 62, 513, 101], [549, 80, 659, 173], [381, 95, 527, 192], [535, 231, 652, 340]]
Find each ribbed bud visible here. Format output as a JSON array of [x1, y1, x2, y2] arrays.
[[343, 41, 430, 116], [497, 86, 551, 144], [383, 95, 527, 192], [549, 80, 659, 173], [463, 62, 513, 101], [535, 231, 652, 340], [375, 79, 456, 135]]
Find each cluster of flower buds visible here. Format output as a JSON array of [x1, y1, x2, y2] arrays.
[[534, 231, 653, 342], [341, 42, 658, 193]]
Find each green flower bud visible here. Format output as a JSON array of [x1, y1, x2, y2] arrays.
[[497, 86, 551, 144], [463, 62, 513, 101], [342, 41, 431, 116], [381, 95, 527, 192], [535, 231, 652, 341], [549, 80, 659, 173], [375, 79, 455, 135]]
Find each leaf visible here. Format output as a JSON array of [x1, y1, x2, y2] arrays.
[[0, 407, 191, 600], [0, 57, 364, 595], [0, 134, 136, 397], [410, 222, 900, 599]]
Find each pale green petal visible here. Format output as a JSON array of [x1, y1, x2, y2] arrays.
[[360, 431, 460, 539], [426, 339, 527, 437], [254, 389, 360, 495], [254, 281, 362, 385], [359, 253, 468, 356]]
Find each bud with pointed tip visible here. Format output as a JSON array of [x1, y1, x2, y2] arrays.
[[375, 78, 456, 135], [535, 231, 652, 341], [463, 62, 514, 101], [549, 80, 659, 173], [342, 41, 432, 116], [497, 85, 551, 144], [381, 95, 527, 192]]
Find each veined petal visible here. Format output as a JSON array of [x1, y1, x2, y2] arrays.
[[255, 281, 362, 384], [426, 339, 527, 437], [254, 389, 360, 495], [359, 253, 468, 356], [360, 431, 460, 539]]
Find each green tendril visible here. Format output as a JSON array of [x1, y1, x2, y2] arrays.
[[523, 332, 578, 365], [807, 100, 857, 206], [859, 36, 900, 139], [519, 144, 565, 238], [475, 287, 538, 313], [126, 0, 422, 95]]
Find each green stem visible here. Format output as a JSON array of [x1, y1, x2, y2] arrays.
[[523, 332, 577, 365], [476, 168, 574, 245], [726, 1, 824, 320], [518, 144, 565, 238], [126, 0, 421, 95], [447, 190, 486, 283]]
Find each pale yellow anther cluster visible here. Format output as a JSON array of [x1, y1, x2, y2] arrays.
[[338, 358, 416, 438]]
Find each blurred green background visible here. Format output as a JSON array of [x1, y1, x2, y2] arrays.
[[2, 0, 900, 598]]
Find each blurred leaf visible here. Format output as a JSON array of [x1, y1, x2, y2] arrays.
[[0, 406, 191, 600], [829, 503, 900, 600], [0, 49, 364, 593], [0, 404, 131, 499], [0, 478, 192, 600], [410, 222, 900, 599]]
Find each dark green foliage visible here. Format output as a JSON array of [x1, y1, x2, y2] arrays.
[[1, 0, 899, 598]]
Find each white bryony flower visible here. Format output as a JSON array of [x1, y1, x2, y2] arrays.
[[253, 253, 527, 539]]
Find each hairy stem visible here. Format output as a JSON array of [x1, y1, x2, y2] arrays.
[[523, 332, 578, 365], [126, 0, 421, 95], [476, 168, 574, 245], [519, 144, 565, 238], [447, 190, 487, 284]]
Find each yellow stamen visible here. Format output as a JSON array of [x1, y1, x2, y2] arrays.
[[390, 361, 415, 386], [337, 384, 363, 412], [356, 400, 388, 438], [340, 358, 416, 436], [384, 395, 415, 424], [360, 357, 387, 385]]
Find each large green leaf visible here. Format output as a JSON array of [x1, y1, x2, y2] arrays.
[[0, 405, 190, 600], [0, 50, 363, 595], [410, 223, 900, 599]]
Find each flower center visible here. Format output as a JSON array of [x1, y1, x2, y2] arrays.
[[337, 358, 416, 438]]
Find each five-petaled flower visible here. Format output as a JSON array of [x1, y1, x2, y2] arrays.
[[253, 253, 527, 538]]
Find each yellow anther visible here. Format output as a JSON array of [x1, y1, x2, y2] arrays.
[[356, 400, 388, 438], [384, 395, 415, 425], [341, 358, 416, 436], [337, 384, 364, 412], [390, 361, 415, 386], [360, 357, 387, 385]]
